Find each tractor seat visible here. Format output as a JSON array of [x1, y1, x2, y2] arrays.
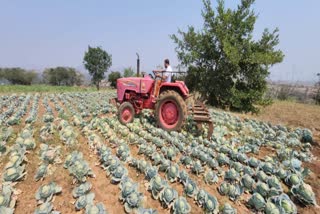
[[171, 74, 176, 83]]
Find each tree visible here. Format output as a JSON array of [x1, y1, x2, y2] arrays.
[[123, 67, 135, 77], [83, 46, 112, 90], [42, 67, 83, 86], [24, 71, 38, 85], [0, 68, 37, 85], [108, 71, 122, 88], [171, 0, 284, 112]]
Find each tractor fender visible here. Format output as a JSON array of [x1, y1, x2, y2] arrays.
[[159, 81, 189, 98]]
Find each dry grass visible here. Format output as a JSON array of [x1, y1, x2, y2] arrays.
[[228, 100, 320, 136], [257, 101, 320, 131], [226, 100, 320, 144]]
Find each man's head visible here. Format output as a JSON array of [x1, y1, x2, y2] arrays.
[[164, 59, 170, 68]]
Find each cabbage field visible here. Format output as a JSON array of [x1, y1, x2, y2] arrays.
[[0, 91, 319, 214]]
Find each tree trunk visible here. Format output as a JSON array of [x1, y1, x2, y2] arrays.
[[96, 82, 100, 91]]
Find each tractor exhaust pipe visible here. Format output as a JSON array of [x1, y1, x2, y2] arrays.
[[136, 53, 140, 77]]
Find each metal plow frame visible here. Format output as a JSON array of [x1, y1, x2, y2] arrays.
[[109, 98, 119, 109], [188, 101, 214, 139]]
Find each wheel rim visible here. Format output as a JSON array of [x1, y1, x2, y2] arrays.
[[159, 100, 179, 129], [121, 107, 133, 123]]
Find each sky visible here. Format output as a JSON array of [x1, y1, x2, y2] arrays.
[[0, 0, 319, 83]]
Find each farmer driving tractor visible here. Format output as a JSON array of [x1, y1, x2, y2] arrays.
[[112, 56, 213, 138], [152, 59, 173, 98]]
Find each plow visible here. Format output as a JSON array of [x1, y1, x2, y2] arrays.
[[188, 100, 213, 139], [109, 71, 213, 139]]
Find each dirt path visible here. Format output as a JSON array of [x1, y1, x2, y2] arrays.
[[69, 133, 125, 214], [15, 95, 78, 214], [15, 95, 48, 214], [53, 98, 127, 213]]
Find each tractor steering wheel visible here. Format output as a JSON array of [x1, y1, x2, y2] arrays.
[[152, 70, 163, 80], [152, 70, 156, 79]]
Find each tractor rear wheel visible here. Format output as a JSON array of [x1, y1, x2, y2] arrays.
[[118, 102, 135, 125], [155, 90, 187, 131]]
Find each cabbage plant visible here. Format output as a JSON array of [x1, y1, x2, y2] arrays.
[[221, 203, 237, 214], [35, 182, 62, 204], [159, 187, 178, 208], [271, 194, 297, 214], [248, 193, 266, 211], [184, 178, 198, 198], [75, 193, 95, 210], [291, 182, 317, 206], [72, 182, 92, 198], [124, 192, 143, 213], [172, 197, 191, 214], [148, 175, 166, 200], [166, 164, 179, 183], [85, 202, 107, 214], [119, 179, 138, 202], [204, 170, 218, 185]]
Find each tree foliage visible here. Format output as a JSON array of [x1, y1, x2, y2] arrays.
[[171, 0, 284, 112], [83, 46, 112, 90], [42, 67, 83, 86], [123, 67, 135, 77], [0, 68, 38, 85], [108, 71, 122, 88]]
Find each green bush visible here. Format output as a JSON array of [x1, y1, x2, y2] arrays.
[[108, 72, 122, 88]]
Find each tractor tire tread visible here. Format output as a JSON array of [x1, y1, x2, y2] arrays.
[[155, 90, 187, 131], [118, 102, 135, 125]]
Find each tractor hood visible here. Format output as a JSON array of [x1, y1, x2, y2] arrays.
[[116, 76, 154, 102]]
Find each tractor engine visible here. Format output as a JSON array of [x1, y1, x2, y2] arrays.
[[116, 76, 155, 114]]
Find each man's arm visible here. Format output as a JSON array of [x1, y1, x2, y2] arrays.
[[153, 69, 166, 73], [153, 70, 165, 78], [161, 74, 168, 81], [153, 70, 168, 81]]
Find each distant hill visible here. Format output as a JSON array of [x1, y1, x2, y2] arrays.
[[268, 80, 317, 87]]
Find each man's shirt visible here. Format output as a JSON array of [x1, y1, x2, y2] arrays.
[[164, 65, 172, 82]]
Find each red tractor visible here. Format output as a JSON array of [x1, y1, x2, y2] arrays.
[[110, 71, 213, 138]]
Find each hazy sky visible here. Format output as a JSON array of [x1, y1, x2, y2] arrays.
[[0, 0, 319, 82]]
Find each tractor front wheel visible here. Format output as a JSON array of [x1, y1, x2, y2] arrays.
[[155, 90, 187, 131], [118, 102, 135, 125]]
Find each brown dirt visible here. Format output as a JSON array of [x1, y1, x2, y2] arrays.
[[14, 95, 75, 214], [15, 95, 48, 214], [14, 149, 40, 214], [250, 146, 277, 160], [76, 133, 125, 214]]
